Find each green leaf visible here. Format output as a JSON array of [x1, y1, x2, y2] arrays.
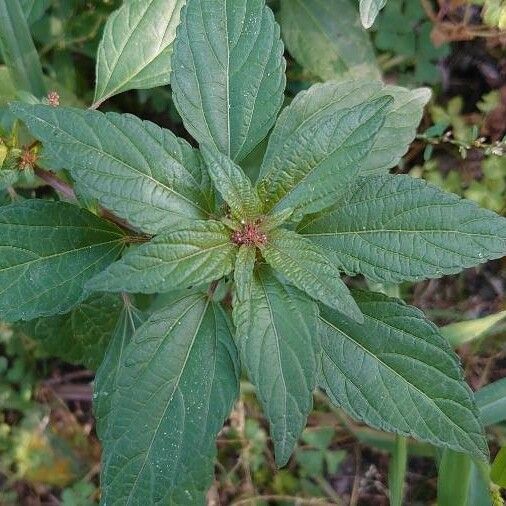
[[491, 447, 506, 487], [171, 0, 286, 162], [101, 292, 239, 504], [260, 228, 363, 322], [279, 0, 380, 81], [388, 435, 407, 506], [259, 81, 430, 181], [10, 103, 213, 235], [201, 145, 262, 220], [88, 220, 236, 294], [21, 293, 123, 370], [257, 96, 392, 218], [0, 200, 125, 322], [476, 378, 506, 426], [234, 245, 256, 303], [360, 0, 387, 28], [233, 266, 318, 466], [319, 290, 488, 460], [437, 449, 473, 506], [300, 175, 506, 283], [20, 0, 51, 25], [94, 300, 145, 439], [0, 0, 46, 97], [93, 0, 185, 106]]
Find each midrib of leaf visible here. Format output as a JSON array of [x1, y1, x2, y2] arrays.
[[320, 315, 483, 452], [124, 296, 209, 504]]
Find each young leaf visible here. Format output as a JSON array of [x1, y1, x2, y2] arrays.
[[0, 200, 125, 322], [491, 447, 506, 488], [279, 0, 380, 81], [300, 175, 506, 283], [88, 220, 236, 294], [476, 378, 506, 426], [171, 0, 286, 162], [233, 266, 319, 466], [101, 293, 239, 504], [10, 103, 213, 235], [257, 96, 392, 218], [319, 290, 488, 461], [0, 0, 46, 97], [94, 0, 185, 107], [94, 300, 145, 439], [201, 145, 262, 220], [21, 294, 123, 370], [360, 0, 387, 28], [234, 245, 256, 303], [260, 228, 363, 322], [259, 80, 430, 180]]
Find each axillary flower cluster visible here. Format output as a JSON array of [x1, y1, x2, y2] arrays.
[[230, 220, 268, 247]]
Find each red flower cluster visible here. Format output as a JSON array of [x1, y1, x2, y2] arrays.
[[231, 222, 267, 247]]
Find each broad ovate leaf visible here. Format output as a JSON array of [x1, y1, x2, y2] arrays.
[[233, 266, 318, 466], [260, 80, 430, 180], [319, 290, 488, 460], [0, 200, 125, 322], [101, 292, 239, 504], [300, 175, 506, 283], [88, 220, 236, 294], [10, 103, 213, 235], [279, 0, 380, 81], [257, 96, 392, 218], [171, 0, 286, 161], [94, 0, 185, 106], [360, 0, 387, 28], [260, 228, 363, 322]]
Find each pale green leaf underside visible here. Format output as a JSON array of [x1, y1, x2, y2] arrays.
[[101, 293, 239, 505], [476, 378, 506, 427], [88, 220, 236, 294], [261, 228, 363, 322], [257, 96, 391, 218], [171, 0, 286, 162], [201, 145, 262, 220], [22, 293, 123, 370], [279, 0, 380, 81], [359, 0, 387, 28], [300, 175, 506, 283], [94, 0, 185, 106], [0, 200, 125, 322], [94, 301, 145, 439], [233, 266, 318, 466], [319, 290, 488, 460], [10, 103, 212, 235], [260, 80, 430, 180]]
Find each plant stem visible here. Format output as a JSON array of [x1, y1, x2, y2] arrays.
[[388, 435, 408, 506]]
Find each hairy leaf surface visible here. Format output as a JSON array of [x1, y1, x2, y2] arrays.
[[233, 266, 318, 466], [261, 228, 363, 322], [101, 293, 239, 504], [300, 175, 506, 282], [88, 220, 236, 294], [94, 0, 185, 106], [171, 0, 285, 161], [0, 200, 125, 322], [234, 245, 256, 303], [279, 0, 379, 81], [319, 290, 488, 460], [257, 97, 391, 218], [10, 103, 212, 235]]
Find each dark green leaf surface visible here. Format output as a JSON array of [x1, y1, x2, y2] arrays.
[[101, 293, 239, 505], [319, 290, 488, 460], [88, 220, 236, 294], [0, 200, 125, 322], [257, 97, 391, 218], [171, 0, 286, 162], [261, 228, 363, 322], [201, 145, 262, 220], [94, 301, 145, 439], [360, 0, 387, 28], [279, 0, 380, 81], [10, 103, 212, 235], [234, 245, 256, 303], [22, 293, 123, 370], [0, 0, 46, 97], [233, 266, 318, 466], [300, 175, 506, 283], [259, 81, 430, 180], [94, 0, 185, 106]]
